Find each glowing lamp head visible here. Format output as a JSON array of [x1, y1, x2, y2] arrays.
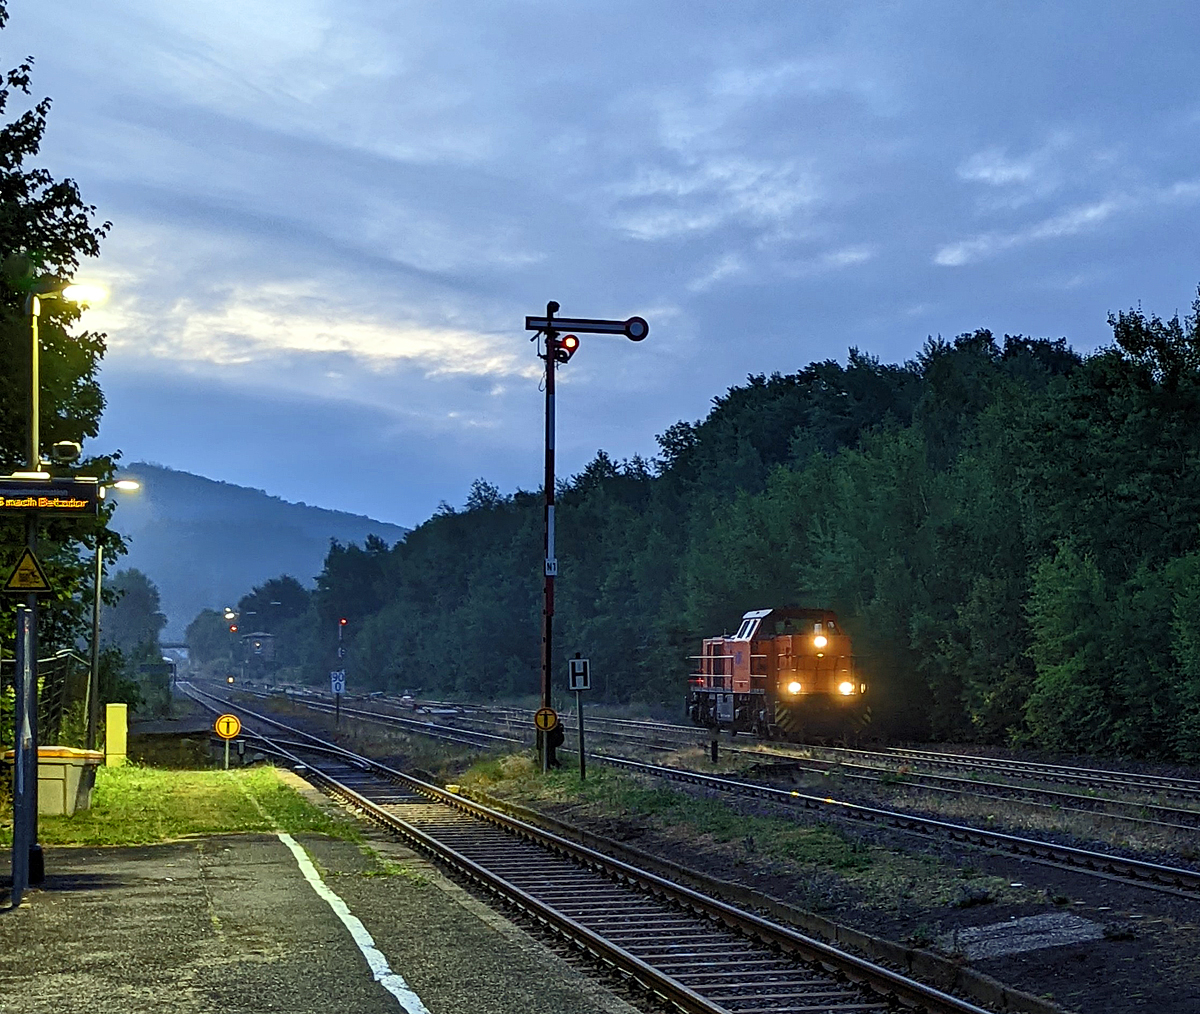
[[813, 634, 828, 649], [787, 681, 802, 695], [838, 681, 855, 696], [112, 479, 141, 491], [229, 624, 238, 633], [60, 282, 109, 306], [339, 617, 348, 626], [226, 675, 235, 684]]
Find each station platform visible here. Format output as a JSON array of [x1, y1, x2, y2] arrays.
[[0, 802, 640, 1013]]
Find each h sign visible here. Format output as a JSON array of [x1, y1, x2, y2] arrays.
[[568, 657, 590, 692]]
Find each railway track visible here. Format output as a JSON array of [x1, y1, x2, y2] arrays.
[[224, 682, 1200, 901], [409, 697, 1200, 813], [182, 683, 994, 1014], [328, 693, 1200, 831]]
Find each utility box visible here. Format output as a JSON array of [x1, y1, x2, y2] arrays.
[[106, 702, 128, 766], [37, 747, 104, 815], [2, 746, 104, 816]]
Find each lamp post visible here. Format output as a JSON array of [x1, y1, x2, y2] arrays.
[[10, 280, 108, 904], [86, 478, 140, 750]]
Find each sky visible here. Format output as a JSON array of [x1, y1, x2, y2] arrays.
[[7, 1, 1200, 527]]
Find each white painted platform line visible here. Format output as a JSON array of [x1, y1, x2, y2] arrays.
[[277, 832, 433, 1013]]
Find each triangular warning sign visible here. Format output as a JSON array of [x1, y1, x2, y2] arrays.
[[4, 548, 51, 593]]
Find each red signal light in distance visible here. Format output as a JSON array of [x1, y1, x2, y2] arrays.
[[229, 624, 238, 633], [339, 617, 348, 626]]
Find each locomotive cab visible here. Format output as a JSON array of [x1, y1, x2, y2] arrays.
[[688, 607, 864, 739]]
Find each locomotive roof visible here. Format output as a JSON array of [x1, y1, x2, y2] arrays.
[[741, 607, 838, 621]]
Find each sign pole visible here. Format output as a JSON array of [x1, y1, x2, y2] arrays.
[[336, 692, 341, 726], [540, 300, 559, 774], [576, 689, 585, 782], [11, 606, 32, 904], [524, 307, 646, 775], [224, 736, 230, 770]]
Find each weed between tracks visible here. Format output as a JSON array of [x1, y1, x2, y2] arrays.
[[461, 752, 1017, 913]]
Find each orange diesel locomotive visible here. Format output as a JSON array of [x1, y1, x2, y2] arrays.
[[687, 607, 865, 738]]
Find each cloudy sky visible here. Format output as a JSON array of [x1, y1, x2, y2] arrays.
[[8, 2, 1200, 526]]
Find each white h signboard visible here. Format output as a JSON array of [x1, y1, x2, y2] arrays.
[[330, 670, 346, 695], [568, 657, 590, 692]]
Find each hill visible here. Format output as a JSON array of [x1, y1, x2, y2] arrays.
[[107, 463, 408, 638]]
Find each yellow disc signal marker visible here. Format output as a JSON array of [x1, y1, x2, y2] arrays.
[[534, 707, 558, 732], [214, 713, 242, 739], [3, 548, 51, 593]]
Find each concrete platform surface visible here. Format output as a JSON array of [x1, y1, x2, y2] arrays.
[[0, 832, 641, 1014]]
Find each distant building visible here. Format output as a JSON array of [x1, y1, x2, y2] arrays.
[[240, 632, 276, 665]]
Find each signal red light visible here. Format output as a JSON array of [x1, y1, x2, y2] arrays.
[[229, 624, 238, 633], [339, 617, 348, 626]]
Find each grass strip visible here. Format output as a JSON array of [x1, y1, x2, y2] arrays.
[[0, 764, 361, 847]]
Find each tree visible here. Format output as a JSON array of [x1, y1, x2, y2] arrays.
[[186, 608, 234, 667], [101, 569, 166, 657], [0, 1, 121, 654]]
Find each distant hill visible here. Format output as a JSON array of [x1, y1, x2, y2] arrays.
[[108, 463, 408, 639]]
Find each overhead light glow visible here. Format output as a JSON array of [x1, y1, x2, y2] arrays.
[[813, 634, 828, 648], [838, 681, 855, 696], [61, 283, 109, 306], [787, 681, 802, 694]]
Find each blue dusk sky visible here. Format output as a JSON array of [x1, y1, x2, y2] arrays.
[[8, 1, 1200, 526]]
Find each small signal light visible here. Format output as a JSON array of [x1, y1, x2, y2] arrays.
[[226, 675, 235, 684], [339, 617, 348, 626], [555, 334, 580, 363], [229, 624, 238, 633]]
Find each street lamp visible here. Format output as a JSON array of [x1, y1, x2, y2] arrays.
[[26, 283, 108, 471], [10, 280, 109, 903], [86, 477, 141, 750]]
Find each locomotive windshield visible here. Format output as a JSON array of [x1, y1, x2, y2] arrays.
[[733, 616, 760, 640]]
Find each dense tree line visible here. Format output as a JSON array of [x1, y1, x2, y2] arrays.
[[210, 296, 1200, 762]]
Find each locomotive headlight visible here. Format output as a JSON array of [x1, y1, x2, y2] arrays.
[[838, 681, 855, 696], [813, 634, 828, 649], [787, 681, 802, 695]]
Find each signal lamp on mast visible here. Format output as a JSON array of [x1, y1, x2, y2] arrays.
[[555, 334, 580, 363], [339, 617, 348, 626]]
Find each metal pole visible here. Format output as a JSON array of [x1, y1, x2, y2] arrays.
[[223, 737, 229, 770], [576, 689, 585, 782], [11, 607, 31, 905], [86, 539, 102, 750], [25, 295, 42, 885], [336, 693, 341, 726], [28, 295, 39, 471], [540, 300, 559, 774]]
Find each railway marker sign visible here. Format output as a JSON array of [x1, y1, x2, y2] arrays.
[[215, 713, 241, 770], [214, 714, 241, 739], [534, 707, 559, 732], [567, 656, 590, 692], [2, 549, 51, 594], [330, 670, 346, 695], [524, 314, 649, 342]]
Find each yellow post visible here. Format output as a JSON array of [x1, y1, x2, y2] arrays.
[[105, 702, 128, 766]]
